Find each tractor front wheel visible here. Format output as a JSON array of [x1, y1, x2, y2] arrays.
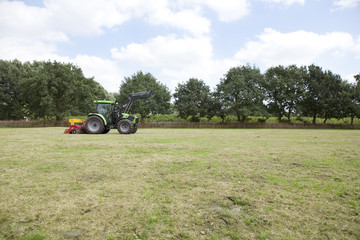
[[85, 116, 105, 134], [117, 119, 134, 134], [131, 124, 138, 134], [102, 128, 110, 134]]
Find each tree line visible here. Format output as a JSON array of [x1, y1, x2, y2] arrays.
[[0, 60, 110, 121], [174, 64, 360, 124], [1, 59, 359, 124]]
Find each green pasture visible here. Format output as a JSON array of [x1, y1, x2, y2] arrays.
[[0, 128, 359, 239]]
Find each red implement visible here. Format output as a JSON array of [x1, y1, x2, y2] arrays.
[[64, 119, 86, 134]]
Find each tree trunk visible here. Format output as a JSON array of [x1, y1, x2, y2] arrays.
[[141, 114, 145, 124], [287, 105, 292, 121], [236, 113, 241, 122], [287, 112, 291, 121], [312, 113, 316, 124], [221, 115, 225, 123]]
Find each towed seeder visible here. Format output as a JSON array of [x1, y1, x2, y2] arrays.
[[64, 119, 86, 134]]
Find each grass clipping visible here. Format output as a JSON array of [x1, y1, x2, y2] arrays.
[[0, 128, 359, 239]]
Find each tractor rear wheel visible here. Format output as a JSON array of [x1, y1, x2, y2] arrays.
[[117, 119, 134, 134], [85, 116, 105, 134]]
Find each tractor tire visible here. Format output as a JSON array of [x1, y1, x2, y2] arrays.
[[131, 124, 138, 134], [117, 119, 134, 134], [102, 128, 111, 134], [85, 116, 105, 134]]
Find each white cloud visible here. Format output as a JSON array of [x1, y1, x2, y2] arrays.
[[111, 34, 239, 90], [345, 73, 358, 82], [0, 0, 224, 92], [192, 0, 250, 22], [144, 0, 250, 34], [140, 0, 250, 34], [1, 0, 358, 93], [73, 55, 123, 93], [235, 28, 359, 67], [43, 0, 218, 37], [0, 37, 57, 61], [43, 0, 132, 36], [112, 35, 212, 67], [111, 34, 213, 90], [0, 0, 68, 42], [0, 0, 216, 52], [0, 0, 134, 40], [355, 36, 360, 58], [333, 0, 360, 9], [147, 7, 211, 35], [0, 0, 211, 39], [261, 0, 305, 6]]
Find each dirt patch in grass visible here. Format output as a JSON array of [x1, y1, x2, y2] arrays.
[[1, 128, 359, 239]]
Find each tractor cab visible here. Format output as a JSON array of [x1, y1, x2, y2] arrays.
[[94, 100, 115, 125]]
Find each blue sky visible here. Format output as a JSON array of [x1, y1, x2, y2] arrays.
[[0, 0, 359, 93]]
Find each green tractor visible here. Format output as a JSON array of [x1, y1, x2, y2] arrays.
[[84, 90, 154, 134]]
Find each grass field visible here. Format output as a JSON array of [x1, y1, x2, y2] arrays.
[[0, 128, 359, 240]]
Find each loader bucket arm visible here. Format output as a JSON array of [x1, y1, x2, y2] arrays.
[[120, 90, 154, 113]]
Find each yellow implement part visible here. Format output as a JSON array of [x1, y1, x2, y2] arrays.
[[68, 119, 86, 125]]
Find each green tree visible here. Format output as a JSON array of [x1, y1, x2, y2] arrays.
[[65, 73, 109, 116], [355, 73, 360, 120], [353, 74, 359, 83], [217, 65, 266, 122], [20, 61, 53, 120], [341, 81, 360, 124], [117, 71, 171, 122], [319, 70, 345, 123], [44, 61, 77, 120], [208, 90, 227, 122], [0, 60, 25, 120], [20, 61, 107, 120], [341, 73, 360, 124], [299, 65, 345, 124], [264, 65, 305, 121], [173, 78, 212, 122], [298, 65, 325, 124]]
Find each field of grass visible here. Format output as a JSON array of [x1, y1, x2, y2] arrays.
[[64, 114, 360, 125], [0, 128, 359, 240]]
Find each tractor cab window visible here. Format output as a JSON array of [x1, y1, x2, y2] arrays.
[[96, 104, 111, 115], [96, 104, 113, 124]]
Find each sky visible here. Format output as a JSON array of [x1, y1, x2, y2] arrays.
[[0, 0, 359, 93]]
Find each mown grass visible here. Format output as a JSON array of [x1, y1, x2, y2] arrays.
[[0, 128, 359, 239], [64, 114, 360, 124]]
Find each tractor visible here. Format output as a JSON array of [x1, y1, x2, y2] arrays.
[[84, 90, 154, 134]]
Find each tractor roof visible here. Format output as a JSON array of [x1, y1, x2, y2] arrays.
[[93, 100, 115, 104]]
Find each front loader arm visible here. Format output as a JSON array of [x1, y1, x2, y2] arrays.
[[120, 90, 154, 113]]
